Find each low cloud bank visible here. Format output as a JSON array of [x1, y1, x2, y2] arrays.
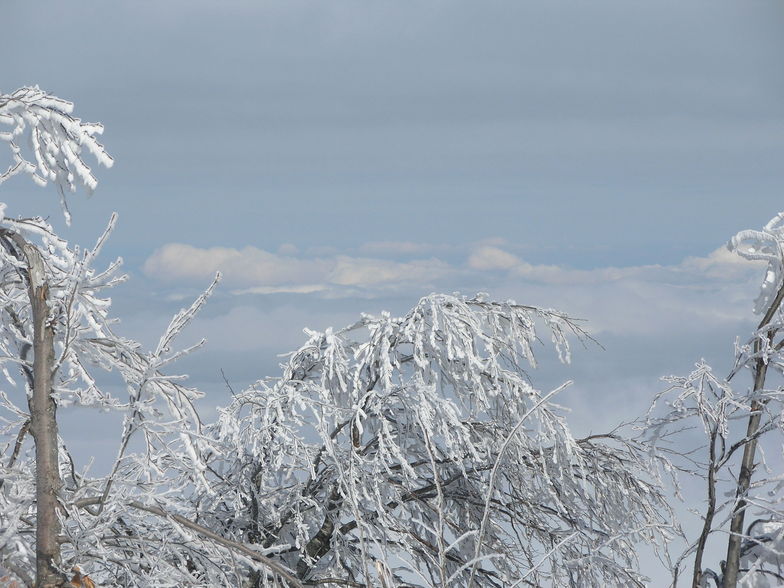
[[142, 239, 765, 338], [143, 243, 452, 292]]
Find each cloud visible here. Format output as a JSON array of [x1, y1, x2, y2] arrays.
[[467, 246, 521, 270], [232, 284, 327, 295], [466, 244, 651, 285], [143, 243, 451, 292], [145, 239, 766, 296], [329, 256, 451, 286], [466, 243, 765, 287], [142, 239, 768, 341], [463, 244, 764, 336], [680, 245, 767, 279], [142, 243, 330, 287]]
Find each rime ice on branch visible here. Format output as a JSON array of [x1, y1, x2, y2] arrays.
[[204, 294, 674, 587], [0, 86, 113, 223]]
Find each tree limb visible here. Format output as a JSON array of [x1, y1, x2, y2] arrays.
[[73, 497, 303, 587]]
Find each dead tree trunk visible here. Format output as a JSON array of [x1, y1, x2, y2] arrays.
[[5, 234, 63, 587]]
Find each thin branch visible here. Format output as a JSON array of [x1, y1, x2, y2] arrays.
[[6, 418, 30, 469], [468, 381, 571, 587], [73, 497, 303, 587]]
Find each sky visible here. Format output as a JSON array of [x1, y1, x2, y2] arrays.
[[3, 0, 784, 583]]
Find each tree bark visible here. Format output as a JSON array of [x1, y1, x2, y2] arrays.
[[14, 237, 63, 587]]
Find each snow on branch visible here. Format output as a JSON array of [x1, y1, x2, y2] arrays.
[[729, 212, 784, 316], [0, 86, 113, 222], [204, 293, 672, 587]]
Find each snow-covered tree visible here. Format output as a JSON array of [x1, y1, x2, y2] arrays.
[[645, 213, 784, 587], [200, 295, 674, 587], [0, 85, 118, 586], [0, 87, 298, 587]]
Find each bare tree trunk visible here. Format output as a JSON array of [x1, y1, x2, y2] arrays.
[[723, 386, 766, 587], [723, 281, 784, 587], [16, 238, 63, 587]]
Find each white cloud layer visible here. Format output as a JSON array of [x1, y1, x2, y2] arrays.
[[143, 240, 767, 338], [143, 243, 452, 292], [458, 243, 766, 336]]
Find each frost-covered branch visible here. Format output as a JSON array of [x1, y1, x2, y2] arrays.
[[203, 294, 672, 587], [0, 86, 113, 222]]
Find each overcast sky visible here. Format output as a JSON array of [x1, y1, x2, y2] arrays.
[[4, 1, 784, 582]]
